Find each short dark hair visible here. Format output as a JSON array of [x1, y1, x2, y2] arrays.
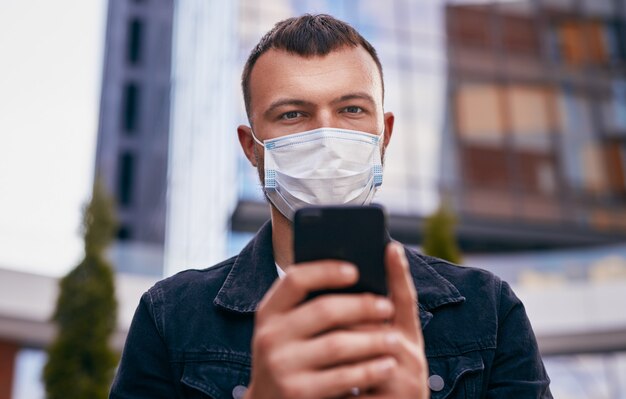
[[241, 14, 384, 118]]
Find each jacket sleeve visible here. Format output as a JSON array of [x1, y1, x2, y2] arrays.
[[487, 280, 553, 398], [109, 290, 177, 399]]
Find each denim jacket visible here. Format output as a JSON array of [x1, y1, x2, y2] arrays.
[[110, 222, 552, 399]]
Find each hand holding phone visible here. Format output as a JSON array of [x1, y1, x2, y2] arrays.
[[248, 206, 428, 398], [293, 205, 389, 298]]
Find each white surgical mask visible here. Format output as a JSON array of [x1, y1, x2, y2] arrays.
[[251, 127, 384, 221]]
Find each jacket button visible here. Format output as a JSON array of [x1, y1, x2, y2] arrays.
[[428, 374, 445, 392], [232, 385, 247, 399]]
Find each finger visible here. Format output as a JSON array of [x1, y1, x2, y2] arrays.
[[284, 293, 393, 338], [385, 242, 422, 343], [284, 328, 399, 370], [258, 261, 358, 317], [342, 322, 390, 332], [385, 330, 425, 371], [293, 356, 397, 399]]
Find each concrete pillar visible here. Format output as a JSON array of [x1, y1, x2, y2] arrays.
[[0, 340, 19, 399]]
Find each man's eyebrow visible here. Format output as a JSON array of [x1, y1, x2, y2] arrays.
[[264, 98, 314, 118], [331, 92, 377, 106]]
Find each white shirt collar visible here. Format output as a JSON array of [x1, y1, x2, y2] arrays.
[[275, 263, 286, 279]]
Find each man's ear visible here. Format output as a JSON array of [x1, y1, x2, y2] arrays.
[[383, 111, 395, 149], [237, 125, 257, 167]]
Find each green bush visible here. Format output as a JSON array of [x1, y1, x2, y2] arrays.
[[422, 201, 462, 264], [44, 179, 119, 399]]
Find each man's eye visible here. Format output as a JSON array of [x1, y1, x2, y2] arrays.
[[343, 106, 363, 114], [280, 111, 302, 120]]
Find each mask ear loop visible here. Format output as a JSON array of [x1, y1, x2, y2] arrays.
[[250, 130, 264, 146]]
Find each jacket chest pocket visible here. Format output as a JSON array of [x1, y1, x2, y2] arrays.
[[180, 356, 251, 399], [426, 352, 485, 399]]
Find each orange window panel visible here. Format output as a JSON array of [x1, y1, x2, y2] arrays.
[[586, 21, 608, 64], [560, 21, 586, 65], [605, 142, 626, 194]]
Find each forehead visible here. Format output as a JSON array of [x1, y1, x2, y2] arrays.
[[248, 46, 383, 114]]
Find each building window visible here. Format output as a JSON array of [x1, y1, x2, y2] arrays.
[[455, 83, 504, 146], [604, 141, 626, 196], [117, 225, 133, 241], [555, 20, 611, 66], [118, 152, 135, 206], [516, 152, 559, 196], [604, 20, 626, 64], [508, 84, 556, 151], [446, 5, 493, 50], [461, 145, 512, 190], [121, 82, 140, 133], [582, 143, 609, 194], [501, 13, 541, 57], [604, 80, 626, 135], [127, 18, 144, 65]]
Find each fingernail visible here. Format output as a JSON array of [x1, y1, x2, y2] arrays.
[[375, 298, 392, 314], [340, 263, 357, 278], [376, 358, 396, 373]]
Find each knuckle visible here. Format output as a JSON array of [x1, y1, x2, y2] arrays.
[[333, 366, 357, 387], [266, 350, 285, 374], [276, 380, 301, 398], [314, 299, 339, 321], [324, 334, 347, 358], [360, 293, 376, 307], [255, 302, 269, 321], [399, 283, 417, 303], [400, 256, 410, 271], [378, 331, 394, 352], [253, 327, 275, 354], [363, 294, 384, 316], [364, 362, 381, 382], [407, 286, 418, 303], [283, 272, 303, 293]]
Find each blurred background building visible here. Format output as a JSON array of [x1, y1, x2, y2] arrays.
[[442, 0, 626, 252], [94, 0, 174, 276], [2, 0, 626, 398]]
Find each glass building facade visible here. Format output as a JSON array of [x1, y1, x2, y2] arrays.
[[165, 1, 239, 273], [95, 0, 175, 276], [443, 0, 626, 236], [167, 0, 626, 268]]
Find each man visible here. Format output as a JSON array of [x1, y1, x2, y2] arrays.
[[110, 14, 552, 399]]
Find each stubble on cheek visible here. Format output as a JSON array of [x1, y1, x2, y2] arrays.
[[254, 144, 265, 186]]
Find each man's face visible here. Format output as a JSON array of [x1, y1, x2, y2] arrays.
[[238, 45, 394, 181]]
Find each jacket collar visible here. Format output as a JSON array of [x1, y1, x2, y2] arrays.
[[214, 221, 277, 313], [214, 221, 465, 327], [402, 248, 466, 328], [403, 248, 465, 312]]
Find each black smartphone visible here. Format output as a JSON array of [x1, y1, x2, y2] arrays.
[[293, 205, 388, 299]]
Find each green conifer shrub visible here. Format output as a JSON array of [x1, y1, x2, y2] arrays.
[[43, 179, 119, 399]]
